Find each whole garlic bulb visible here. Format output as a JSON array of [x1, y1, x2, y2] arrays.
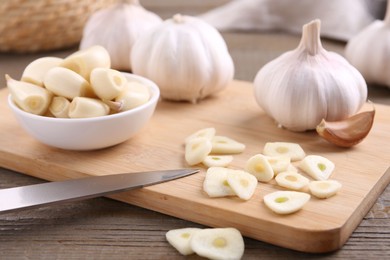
[[253, 19, 367, 131], [131, 14, 234, 103], [80, 0, 162, 71], [345, 0, 390, 88]]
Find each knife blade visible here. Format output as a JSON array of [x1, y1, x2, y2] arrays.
[[0, 168, 199, 214]]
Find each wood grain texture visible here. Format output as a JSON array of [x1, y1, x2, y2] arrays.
[[0, 80, 389, 253]]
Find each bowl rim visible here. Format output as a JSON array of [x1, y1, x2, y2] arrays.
[[8, 72, 160, 123]]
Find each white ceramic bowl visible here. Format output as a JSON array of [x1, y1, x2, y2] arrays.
[[8, 73, 160, 150]]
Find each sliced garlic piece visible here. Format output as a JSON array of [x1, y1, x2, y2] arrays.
[[245, 154, 274, 182], [44, 67, 94, 99], [68, 97, 110, 118], [49, 96, 70, 118], [263, 142, 305, 161], [61, 45, 111, 80], [203, 167, 235, 197], [299, 155, 335, 180], [211, 136, 246, 154], [265, 155, 291, 175], [227, 170, 257, 200], [203, 155, 233, 168], [6, 74, 52, 115], [185, 127, 216, 144], [90, 68, 127, 100], [275, 171, 310, 191], [21, 57, 63, 87], [190, 228, 245, 260], [166, 228, 201, 255], [185, 137, 212, 166], [115, 81, 151, 111], [263, 191, 311, 215], [309, 180, 342, 199]]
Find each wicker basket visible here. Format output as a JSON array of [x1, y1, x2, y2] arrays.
[[0, 0, 117, 53]]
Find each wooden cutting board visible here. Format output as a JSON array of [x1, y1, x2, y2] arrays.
[[0, 81, 389, 253]]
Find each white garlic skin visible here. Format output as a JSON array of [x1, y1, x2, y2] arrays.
[[345, 1, 390, 88], [254, 20, 367, 131], [131, 14, 234, 103], [80, 0, 162, 71]]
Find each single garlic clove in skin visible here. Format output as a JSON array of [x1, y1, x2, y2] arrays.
[[90, 68, 127, 101], [21, 57, 63, 87], [253, 19, 367, 131], [68, 97, 110, 118], [49, 96, 70, 118], [316, 108, 375, 147], [44, 67, 94, 100], [6, 75, 52, 115], [60, 45, 111, 81]]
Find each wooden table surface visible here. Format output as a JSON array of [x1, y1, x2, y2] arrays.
[[1, 1, 389, 259]]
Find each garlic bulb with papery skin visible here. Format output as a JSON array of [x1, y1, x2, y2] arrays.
[[80, 0, 162, 71], [131, 14, 234, 103], [345, 0, 390, 88], [253, 19, 367, 131]]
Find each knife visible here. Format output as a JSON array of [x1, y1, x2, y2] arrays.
[[0, 168, 199, 214]]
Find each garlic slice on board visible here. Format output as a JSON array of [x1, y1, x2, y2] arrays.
[[299, 155, 335, 180], [203, 155, 233, 168], [211, 136, 246, 154], [264, 191, 311, 215], [227, 170, 258, 200], [263, 142, 306, 161], [166, 228, 201, 255], [185, 137, 212, 166], [203, 167, 235, 198], [275, 171, 310, 191], [309, 180, 342, 199], [185, 127, 216, 144], [245, 154, 274, 182], [190, 228, 245, 260], [265, 155, 291, 175]]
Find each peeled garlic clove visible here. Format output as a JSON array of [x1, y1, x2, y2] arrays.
[[203, 155, 233, 168], [49, 96, 70, 118], [245, 154, 274, 182], [185, 127, 216, 145], [265, 155, 291, 175], [211, 136, 245, 154], [203, 167, 235, 198], [115, 81, 151, 111], [316, 108, 375, 147], [275, 171, 310, 191], [263, 142, 305, 161], [227, 170, 258, 200], [61, 45, 111, 81], [190, 228, 245, 260], [309, 180, 342, 199], [185, 137, 212, 166], [299, 155, 335, 181], [68, 97, 110, 118], [166, 228, 201, 255], [44, 67, 94, 99], [90, 68, 127, 100], [6, 74, 52, 115], [263, 191, 311, 215], [21, 57, 63, 87]]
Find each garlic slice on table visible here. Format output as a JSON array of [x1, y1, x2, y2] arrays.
[[190, 228, 245, 260], [265, 155, 291, 175], [185, 127, 216, 145], [227, 169, 257, 200], [203, 167, 235, 198], [211, 136, 246, 154], [309, 180, 342, 199], [185, 137, 212, 166], [21, 57, 63, 87], [264, 191, 311, 215], [6, 75, 52, 115], [80, 0, 162, 71], [203, 155, 233, 168], [299, 155, 335, 181], [245, 154, 274, 182], [345, 0, 390, 88], [166, 228, 201, 256], [263, 142, 305, 162], [275, 171, 310, 191], [131, 14, 234, 103], [253, 19, 367, 131]]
